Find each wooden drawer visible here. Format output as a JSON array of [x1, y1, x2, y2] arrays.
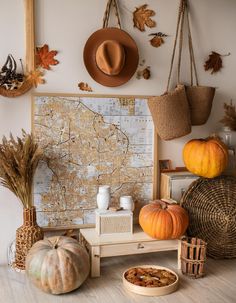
[[100, 240, 178, 257]]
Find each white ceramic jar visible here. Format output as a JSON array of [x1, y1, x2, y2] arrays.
[[120, 196, 135, 211], [96, 185, 110, 210]]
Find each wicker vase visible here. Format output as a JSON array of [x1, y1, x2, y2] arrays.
[[15, 206, 43, 270]]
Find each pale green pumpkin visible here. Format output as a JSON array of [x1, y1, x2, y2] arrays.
[[26, 236, 90, 295]]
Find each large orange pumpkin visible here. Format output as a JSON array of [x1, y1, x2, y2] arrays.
[[183, 137, 228, 178], [26, 236, 90, 294], [139, 200, 189, 240]]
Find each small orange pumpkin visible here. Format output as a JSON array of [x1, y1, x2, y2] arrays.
[[139, 200, 189, 240], [183, 137, 228, 178]]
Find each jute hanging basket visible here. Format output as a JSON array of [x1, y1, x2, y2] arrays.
[[148, 85, 191, 140], [181, 176, 236, 259], [148, 0, 191, 141], [15, 206, 43, 270], [186, 86, 215, 125], [183, 1, 215, 125]]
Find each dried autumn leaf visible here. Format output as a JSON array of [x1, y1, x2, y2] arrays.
[[136, 66, 151, 80], [27, 69, 45, 87], [133, 4, 156, 32], [204, 51, 223, 74], [150, 36, 164, 48], [78, 82, 93, 92], [142, 67, 151, 79], [36, 44, 59, 70], [149, 32, 167, 48]]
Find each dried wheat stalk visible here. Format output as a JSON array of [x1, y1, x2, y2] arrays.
[[0, 130, 43, 208]]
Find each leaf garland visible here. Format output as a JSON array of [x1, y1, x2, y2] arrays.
[[36, 44, 59, 70], [133, 4, 156, 32]]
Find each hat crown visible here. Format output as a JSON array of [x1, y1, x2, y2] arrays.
[[95, 40, 125, 76]]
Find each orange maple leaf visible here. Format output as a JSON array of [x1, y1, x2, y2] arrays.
[[36, 44, 59, 70], [27, 69, 45, 87]]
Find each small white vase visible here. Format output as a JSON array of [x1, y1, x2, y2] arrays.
[[120, 196, 134, 211], [97, 186, 110, 210]]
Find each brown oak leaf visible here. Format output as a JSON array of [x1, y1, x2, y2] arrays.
[[133, 4, 156, 32], [36, 44, 59, 70], [204, 52, 223, 74], [27, 69, 45, 87], [78, 82, 93, 92]]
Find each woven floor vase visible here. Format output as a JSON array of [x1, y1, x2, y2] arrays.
[[148, 85, 191, 140], [181, 176, 236, 259], [15, 206, 43, 270], [186, 86, 215, 126]]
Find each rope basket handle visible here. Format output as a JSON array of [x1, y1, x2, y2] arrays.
[[186, 2, 199, 86], [166, 0, 199, 92], [103, 0, 122, 29], [179, 1, 199, 86], [177, 0, 186, 85], [166, 0, 185, 92]]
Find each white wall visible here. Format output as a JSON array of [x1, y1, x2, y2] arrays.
[[0, 0, 235, 264]]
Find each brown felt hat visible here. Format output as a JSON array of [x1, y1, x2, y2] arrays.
[[83, 27, 139, 87]]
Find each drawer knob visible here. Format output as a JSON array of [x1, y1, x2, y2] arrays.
[[137, 243, 145, 249]]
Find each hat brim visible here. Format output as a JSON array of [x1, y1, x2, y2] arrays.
[[83, 28, 139, 87]]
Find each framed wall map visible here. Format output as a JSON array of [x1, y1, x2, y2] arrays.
[[32, 94, 158, 229]]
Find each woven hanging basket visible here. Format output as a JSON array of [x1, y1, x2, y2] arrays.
[[181, 176, 236, 259]]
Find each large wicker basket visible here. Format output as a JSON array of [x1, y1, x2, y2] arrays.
[[181, 176, 236, 259]]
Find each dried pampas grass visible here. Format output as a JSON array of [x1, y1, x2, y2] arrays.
[[220, 101, 236, 131], [0, 130, 43, 208]]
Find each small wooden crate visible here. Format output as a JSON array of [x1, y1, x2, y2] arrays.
[[160, 171, 198, 202], [181, 237, 207, 278]]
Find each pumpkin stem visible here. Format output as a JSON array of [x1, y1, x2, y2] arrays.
[[53, 237, 60, 249], [151, 200, 168, 209]]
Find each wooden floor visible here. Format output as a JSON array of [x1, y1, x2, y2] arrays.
[[0, 251, 235, 303]]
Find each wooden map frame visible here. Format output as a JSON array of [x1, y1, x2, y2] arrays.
[[32, 93, 159, 231]]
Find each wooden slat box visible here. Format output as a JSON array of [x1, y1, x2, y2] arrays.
[[95, 209, 133, 235]]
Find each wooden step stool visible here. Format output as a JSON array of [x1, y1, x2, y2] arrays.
[[80, 225, 181, 277]]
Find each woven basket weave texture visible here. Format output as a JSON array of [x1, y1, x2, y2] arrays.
[[181, 176, 236, 259]]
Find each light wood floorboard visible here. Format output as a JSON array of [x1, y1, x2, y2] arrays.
[[0, 251, 235, 303]]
